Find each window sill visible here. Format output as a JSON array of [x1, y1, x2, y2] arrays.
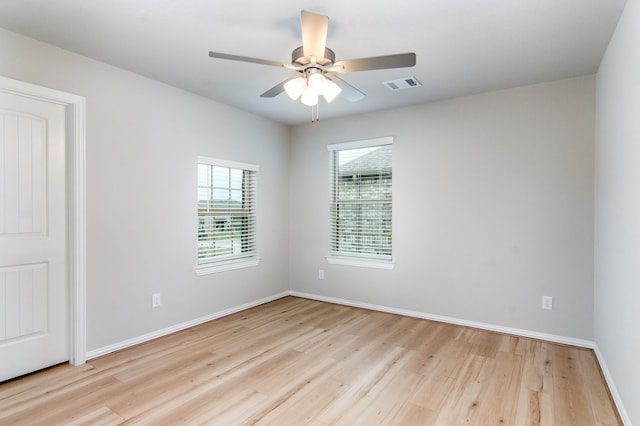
[[196, 257, 260, 275], [326, 256, 395, 270]]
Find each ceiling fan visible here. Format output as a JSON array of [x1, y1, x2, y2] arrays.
[[208, 10, 416, 116]]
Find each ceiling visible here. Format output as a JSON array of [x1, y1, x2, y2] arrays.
[[0, 0, 628, 125]]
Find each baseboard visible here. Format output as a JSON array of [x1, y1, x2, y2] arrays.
[[593, 344, 631, 425], [85, 291, 290, 360], [289, 291, 595, 349], [87, 289, 593, 359]]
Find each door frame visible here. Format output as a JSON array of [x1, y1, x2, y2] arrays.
[[0, 75, 86, 366]]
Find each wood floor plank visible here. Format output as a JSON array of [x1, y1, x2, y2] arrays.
[[65, 406, 124, 426], [393, 402, 439, 426], [551, 345, 595, 425], [431, 354, 497, 425], [332, 349, 419, 425], [318, 345, 411, 424], [107, 351, 225, 419], [260, 377, 349, 424], [0, 375, 123, 425], [473, 351, 523, 424], [409, 370, 457, 412], [359, 367, 423, 425], [578, 349, 623, 425], [0, 362, 96, 406], [245, 356, 339, 425], [0, 296, 621, 425]]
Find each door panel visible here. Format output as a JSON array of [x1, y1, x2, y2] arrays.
[[0, 111, 46, 235], [0, 92, 68, 382], [0, 264, 48, 341]]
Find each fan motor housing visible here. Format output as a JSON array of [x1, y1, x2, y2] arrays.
[[292, 46, 336, 66]]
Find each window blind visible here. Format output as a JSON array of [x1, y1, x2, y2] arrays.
[[328, 138, 393, 261], [197, 157, 258, 265]]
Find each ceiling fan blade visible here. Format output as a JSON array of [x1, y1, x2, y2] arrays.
[[334, 52, 416, 73], [260, 77, 297, 98], [209, 51, 286, 68], [301, 10, 329, 62], [327, 75, 366, 102]]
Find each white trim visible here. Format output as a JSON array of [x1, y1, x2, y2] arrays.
[[593, 344, 631, 425], [289, 291, 595, 348], [86, 291, 288, 359], [0, 76, 87, 366], [195, 256, 260, 275], [197, 155, 259, 172], [326, 256, 395, 270], [327, 136, 393, 151]]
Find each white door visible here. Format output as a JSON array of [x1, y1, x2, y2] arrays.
[[0, 90, 68, 381]]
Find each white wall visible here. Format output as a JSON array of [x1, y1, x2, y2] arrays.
[[290, 75, 595, 340], [594, 0, 640, 423], [0, 28, 290, 351]]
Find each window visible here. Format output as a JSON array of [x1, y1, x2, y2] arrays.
[[328, 137, 393, 268], [196, 157, 259, 274]]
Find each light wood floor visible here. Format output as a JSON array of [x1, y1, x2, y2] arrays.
[[0, 296, 621, 425]]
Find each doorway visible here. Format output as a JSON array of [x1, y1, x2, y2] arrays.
[[0, 75, 86, 381]]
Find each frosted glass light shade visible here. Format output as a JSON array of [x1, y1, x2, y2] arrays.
[[322, 78, 342, 103], [308, 72, 326, 96], [300, 86, 318, 106], [284, 77, 306, 100]]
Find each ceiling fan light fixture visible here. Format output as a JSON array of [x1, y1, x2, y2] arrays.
[[300, 86, 318, 106], [210, 10, 416, 115], [322, 78, 342, 103], [284, 77, 306, 100]]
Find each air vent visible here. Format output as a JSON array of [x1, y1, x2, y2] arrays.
[[383, 77, 422, 91]]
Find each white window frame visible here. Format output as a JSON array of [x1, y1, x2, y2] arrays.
[[326, 137, 394, 269], [195, 156, 260, 275]]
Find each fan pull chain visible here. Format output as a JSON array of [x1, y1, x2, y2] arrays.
[[311, 102, 320, 123]]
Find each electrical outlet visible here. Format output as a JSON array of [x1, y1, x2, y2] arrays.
[[152, 293, 161, 308], [318, 269, 325, 280], [542, 296, 553, 310]]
